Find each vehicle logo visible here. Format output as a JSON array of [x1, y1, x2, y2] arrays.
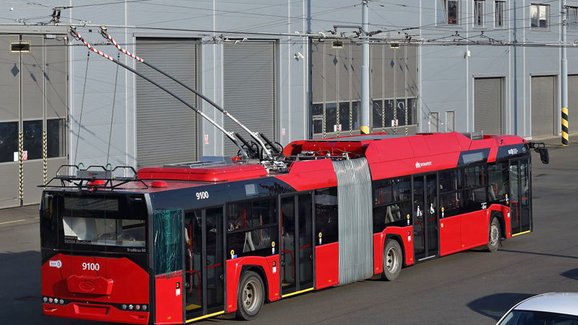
[[49, 260, 62, 269], [415, 161, 432, 169]]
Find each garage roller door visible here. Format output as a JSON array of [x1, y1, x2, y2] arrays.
[[136, 38, 199, 167], [223, 41, 276, 157], [474, 77, 504, 135], [531, 76, 556, 138]]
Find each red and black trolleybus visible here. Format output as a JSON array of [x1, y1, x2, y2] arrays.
[[40, 131, 548, 324]]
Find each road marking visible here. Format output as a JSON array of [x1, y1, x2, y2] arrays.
[[0, 219, 26, 226]]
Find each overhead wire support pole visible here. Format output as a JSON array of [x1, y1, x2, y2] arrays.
[[68, 27, 250, 159], [561, 2, 569, 146], [98, 27, 273, 159], [360, 0, 370, 135]]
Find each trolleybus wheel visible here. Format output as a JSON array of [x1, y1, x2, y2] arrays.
[[236, 270, 265, 320], [487, 217, 501, 253], [382, 239, 402, 281]]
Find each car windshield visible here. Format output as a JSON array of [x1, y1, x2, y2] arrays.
[[499, 310, 578, 325]]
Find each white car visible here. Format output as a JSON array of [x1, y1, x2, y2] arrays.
[[497, 292, 578, 325]]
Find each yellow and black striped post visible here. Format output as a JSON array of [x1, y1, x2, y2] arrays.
[[18, 130, 24, 206], [562, 107, 569, 146]]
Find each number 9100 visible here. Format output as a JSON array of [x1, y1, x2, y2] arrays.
[[82, 262, 100, 271]]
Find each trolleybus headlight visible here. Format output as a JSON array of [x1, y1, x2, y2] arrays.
[[141, 305, 147, 311], [59, 299, 65, 305], [48, 298, 54, 303], [135, 305, 141, 311], [128, 304, 134, 310], [43, 297, 48, 303], [121, 304, 127, 310]]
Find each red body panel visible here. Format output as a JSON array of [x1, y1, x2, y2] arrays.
[[372, 226, 415, 275], [439, 216, 462, 256], [43, 302, 148, 324], [225, 255, 280, 313], [460, 210, 490, 249], [155, 271, 183, 324], [314, 242, 339, 289], [138, 164, 267, 182], [41, 254, 149, 324], [276, 159, 337, 192]]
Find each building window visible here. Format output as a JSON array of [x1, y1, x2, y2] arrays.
[[439, 0, 460, 25], [568, 6, 578, 30], [531, 4, 549, 29], [495, 1, 505, 28], [0, 122, 18, 163], [372, 98, 417, 130], [474, 0, 485, 27], [428, 112, 440, 132], [47, 118, 67, 158], [446, 111, 455, 132]]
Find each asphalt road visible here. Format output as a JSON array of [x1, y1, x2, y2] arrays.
[[1, 138, 577, 325]]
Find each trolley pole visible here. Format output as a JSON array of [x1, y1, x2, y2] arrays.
[[360, 0, 370, 135], [562, 1, 570, 146]]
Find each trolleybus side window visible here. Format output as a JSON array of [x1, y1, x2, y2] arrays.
[[488, 161, 510, 203], [462, 164, 488, 212], [372, 177, 412, 232], [153, 209, 183, 274], [439, 169, 462, 218], [314, 188, 338, 245], [227, 199, 278, 257]]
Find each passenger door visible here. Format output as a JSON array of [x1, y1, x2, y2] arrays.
[[509, 159, 531, 235], [280, 193, 314, 296], [185, 207, 225, 320], [153, 209, 184, 324], [413, 174, 439, 260]]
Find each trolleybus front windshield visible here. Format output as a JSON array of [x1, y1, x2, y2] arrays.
[[41, 193, 148, 251]]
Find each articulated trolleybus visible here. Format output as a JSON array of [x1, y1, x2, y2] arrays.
[[41, 131, 549, 324]]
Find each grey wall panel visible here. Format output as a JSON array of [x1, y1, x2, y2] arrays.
[[0, 36, 20, 122], [569, 75, 578, 135], [223, 41, 276, 157], [21, 35, 44, 120], [311, 41, 324, 103], [324, 45, 337, 102], [0, 164, 19, 209], [350, 45, 362, 99], [370, 45, 383, 99], [474, 77, 503, 135], [136, 38, 199, 167], [531, 76, 556, 138], [23, 160, 43, 205], [45, 37, 68, 119], [337, 45, 350, 102]]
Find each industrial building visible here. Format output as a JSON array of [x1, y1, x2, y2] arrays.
[[1, 0, 576, 208]]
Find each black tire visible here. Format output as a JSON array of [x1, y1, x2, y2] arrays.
[[235, 271, 265, 320], [487, 217, 501, 253], [382, 239, 402, 281]]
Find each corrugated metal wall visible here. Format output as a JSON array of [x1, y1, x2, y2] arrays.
[[0, 34, 68, 208], [223, 41, 276, 157], [333, 158, 373, 285], [531, 76, 557, 138], [136, 38, 199, 167], [474, 77, 504, 135]]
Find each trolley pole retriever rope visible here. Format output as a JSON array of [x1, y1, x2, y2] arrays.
[[68, 27, 249, 159], [98, 26, 273, 160]]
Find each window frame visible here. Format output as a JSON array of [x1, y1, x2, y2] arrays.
[[474, 0, 485, 28], [530, 3, 550, 30], [494, 0, 506, 28], [567, 6, 578, 30]]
